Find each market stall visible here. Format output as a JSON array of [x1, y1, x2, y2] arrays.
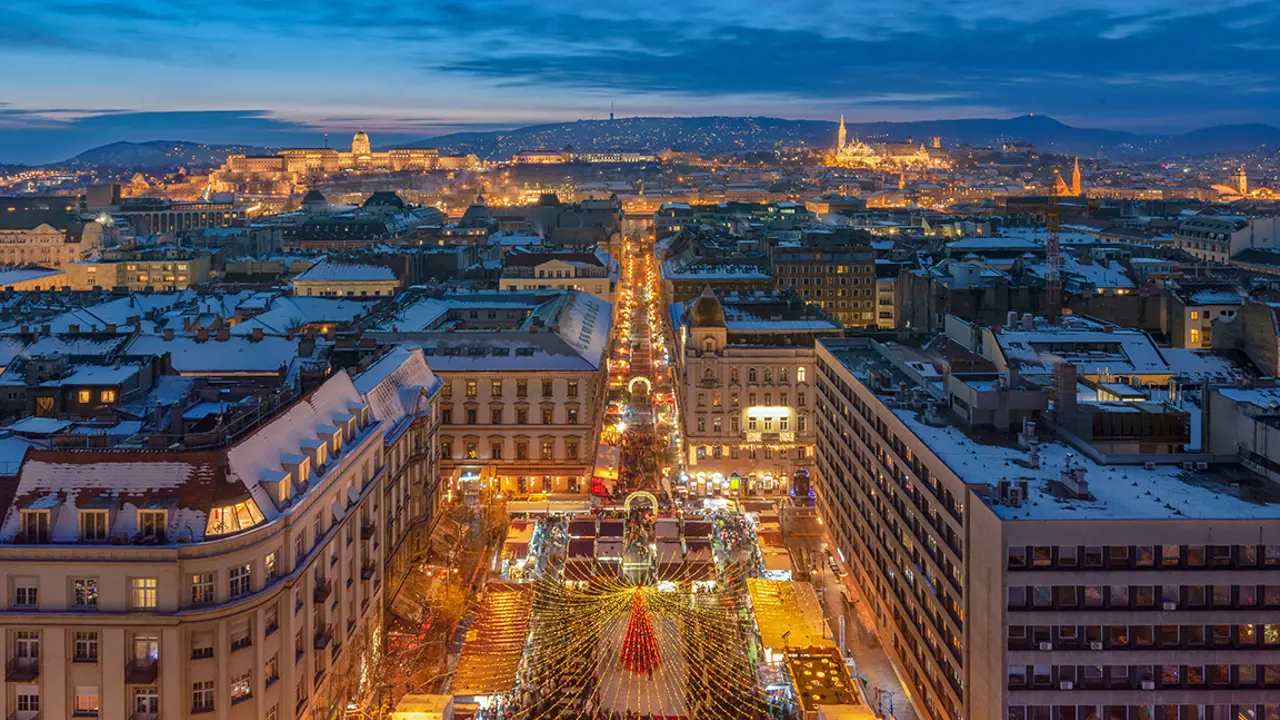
[[450, 584, 535, 705]]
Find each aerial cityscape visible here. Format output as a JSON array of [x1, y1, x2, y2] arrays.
[[3, 2, 1280, 720]]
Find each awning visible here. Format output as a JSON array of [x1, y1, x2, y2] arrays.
[[566, 538, 595, 559], [568, 519, 597, 538], [563, 559, 596, 580]]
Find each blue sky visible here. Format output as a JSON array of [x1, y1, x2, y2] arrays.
[[0, 0, 1277, 163]]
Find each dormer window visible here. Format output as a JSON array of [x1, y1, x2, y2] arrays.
[[205, 499, 265, 538], [79, 510, 109, 542], [19, 511, 49, 543], [137, 510, 166, 542]]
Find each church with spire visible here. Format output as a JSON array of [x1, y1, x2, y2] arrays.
[[1054, 158, 1085, 196], [830, 115, 952, 169]]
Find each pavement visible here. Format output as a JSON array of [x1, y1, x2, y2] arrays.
[[786, 515, 918, 720]]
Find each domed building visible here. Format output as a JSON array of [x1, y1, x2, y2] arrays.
[[689, 286, 726, 327], [351, 129, 372, 157]]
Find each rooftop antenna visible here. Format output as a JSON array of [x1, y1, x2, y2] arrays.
[[324, 133, 329, 149], [610, 101, 615, 122]]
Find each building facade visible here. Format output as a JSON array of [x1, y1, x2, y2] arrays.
[[815, 337, 1280, 720], [771, 245, 877, 328], [0, 371, 432, 720]]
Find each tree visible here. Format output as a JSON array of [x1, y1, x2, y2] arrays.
[[621, 590, 662, 675]]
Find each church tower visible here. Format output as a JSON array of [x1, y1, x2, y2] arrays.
[[1072, 157, 1082, 196], [1236, 164, 1249, 196], [837, 115, 847, 152]]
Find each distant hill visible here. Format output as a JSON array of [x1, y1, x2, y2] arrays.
[[54, 116, 1280, 168], [62, 140, 272, 169], [399, 114, 1280, 159]]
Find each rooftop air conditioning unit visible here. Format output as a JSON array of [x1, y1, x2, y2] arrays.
[[1059, 681, 1074, 690], [1163, 602, 1177, 611], [1182, 461, 1194, 470], [1090, 641, 1103, 651], [1039, 642, 1053, 651], [1195, 461, 1208, 470], [1142, 681, 1156, 690], [1144, 461, 1156, 471]]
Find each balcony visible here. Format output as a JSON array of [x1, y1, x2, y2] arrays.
[[361, 561, 375, 580], [5, 657, 38, 681], [313, 577, 332, 604], [125, 658, 158, 684], [314, 625, 333, 650], [360, 521, 375, 540]]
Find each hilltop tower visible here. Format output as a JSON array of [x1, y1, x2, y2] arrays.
[[1236, 164, 1249, 196], [1072, 157, 1082, 196], [837, 115, 847, 152]]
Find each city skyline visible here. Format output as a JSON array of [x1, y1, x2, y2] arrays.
[[2, 0, 1280, 162]]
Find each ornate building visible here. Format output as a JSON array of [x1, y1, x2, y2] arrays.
[[211, 132, 480, 195], [830, 115, 953, 169]]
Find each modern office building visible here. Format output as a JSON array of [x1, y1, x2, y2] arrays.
[[815, 336, 1280, 720]]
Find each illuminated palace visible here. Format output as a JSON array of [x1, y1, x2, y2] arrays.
[[830, 115, 953, 169], [212, 131, 480, 194]]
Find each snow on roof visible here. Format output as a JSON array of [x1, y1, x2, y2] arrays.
[[1022, 256, 1135, 289], [5, 417, 72, 434], [376, 297, 449, 332], [231, 295, 377, 335], [39, 363, 140, 387], [25, 335, 127, 357], [0, 267, 64, 285], [0, 336, 26, 367], [1186, 290, 1243, 306], [893, 407, 1280, 520], [1163, 349, 1251, 379], [125, 334, 300, 375], [663, 263, 772, 281], [994, 326, 1168, 376], [293, 259, 397, 283], [353, 347, 439, 436]]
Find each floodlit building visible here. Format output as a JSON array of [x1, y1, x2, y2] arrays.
[[0, 369, 437, 719], [291, 260, 401, 298], [673, 287, 841, 487], [815, 336, 1280, 720]]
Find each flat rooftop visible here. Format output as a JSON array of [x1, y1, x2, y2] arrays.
[[822, 338, 1280, 522]]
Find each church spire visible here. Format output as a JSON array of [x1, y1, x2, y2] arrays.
[[837, 115, 847, 152], [1072, 157, 1082, 196]]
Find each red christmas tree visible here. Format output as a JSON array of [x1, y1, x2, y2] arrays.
[[621, 590, 662, 675]]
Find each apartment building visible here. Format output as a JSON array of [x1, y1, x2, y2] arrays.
[[65, 250, 212, 291], [0, 197, 107, 268], [674, 287, 841, 484], [1175, 214, 1280, 265], [815, 337, 1280, 720], [771, 244, 876, 328], [0, 369, 425, 720], [370, 290, 612, 496], [498, 249, 619, 306]]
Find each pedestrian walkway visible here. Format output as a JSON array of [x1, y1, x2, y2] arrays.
[[814, 564, 919, 720]]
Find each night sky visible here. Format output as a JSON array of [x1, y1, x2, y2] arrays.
[[0, 0, 1276, 163]]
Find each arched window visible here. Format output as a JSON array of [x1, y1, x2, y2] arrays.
[[748, 368, 757, 383], [703, 367, 715, 381], [797, 367, 807, 383], [730, 368, 740, 383], [763, 369, 773, 384], [703, 337, 715, 352]]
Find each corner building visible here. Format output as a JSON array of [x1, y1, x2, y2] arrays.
[[0, 367, 437, 720], [815, 338, 1280, 720]]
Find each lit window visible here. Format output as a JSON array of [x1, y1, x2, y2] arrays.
[[231, 670, 253, 703], [100, 390, 116, 403], [130, 578, 157, 609], [1190, 329, 1201, 345], [191, 573, 214, 605], [79, 510, 109, 542], [229, 564, 252, 597], [74, 687, 100, 715], [797, 367, 807, 383], [78, 389, 91, 403], [73, 578, 98, 607], [206, 499, 265, 537]]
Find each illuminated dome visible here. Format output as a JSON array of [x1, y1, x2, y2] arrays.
[[689, 286, 726, 327], [352, 129, 371, 156]]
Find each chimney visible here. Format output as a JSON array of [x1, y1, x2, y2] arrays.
[[164, 328, 176, 341], [251, 327, 264, 342], [105, 324, 116, 334], [68, 324, 80, 334], [40, 324, 50, 337], [216, 328, 230, 341], [196, 328, 208, 342]]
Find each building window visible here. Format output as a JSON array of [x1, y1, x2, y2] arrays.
[[748, 368, 757, 383], [440, 441, 452, 459], [466, 409, 477, 425], [137, 510, 166, 541], [73, 578, 98, 608], [516, 442, 528, 460], [542, 380, 553, 397], [229, 564, 252, 598], [16, 691, 38, 713], [231, 671, 252, 704], [73, 631, 99, 662], [797, 367, 806, 383], [567, 408, 578, 424], [517, 409, 528, 424], [74, 687, 100, 716], [517, 381, 528, 397], [192, 573, 214, 605], [441, 408, 453, 424], [491, 408, 503, 424], [78, 389, 91, 403], [465, 443, 477, 459], [192, 681, 215, 713], [541, 441, 554, 460], [491, 443, 503, 460], [266, 654, 279, 684], [491, 380, 503, 397], [1190, 329, 1200, 344], [131, 578, 158, 609], [14, 579, 37, 607], [80, 510, 109, 542], [265, 551, 278, 582], [442, 383, 452, 399], [567, 381, 578, 397], [566, 440, 579, 459], [101, 390, 116, 403], [542, 408, 554, 424]]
